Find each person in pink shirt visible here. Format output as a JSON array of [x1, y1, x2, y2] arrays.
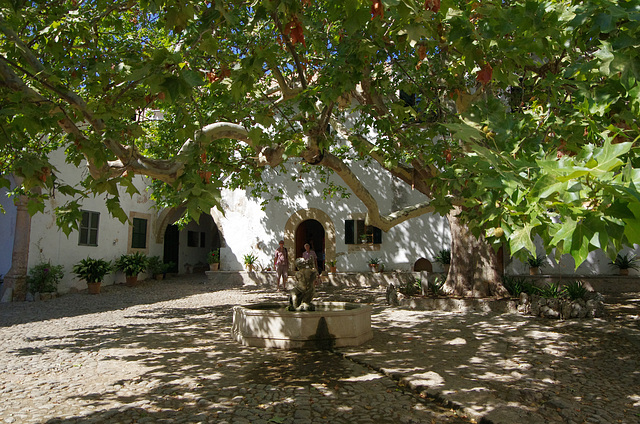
[[273, 240, 289, 291]]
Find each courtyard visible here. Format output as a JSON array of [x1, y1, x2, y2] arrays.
[[0, 275, 639, 424]]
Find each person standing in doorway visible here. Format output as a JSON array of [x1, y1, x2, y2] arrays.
[[302, 243, 318, 271], [274, 240, 289, 291]]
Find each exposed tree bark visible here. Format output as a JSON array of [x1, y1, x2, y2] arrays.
[[446, 207, 508, 297]]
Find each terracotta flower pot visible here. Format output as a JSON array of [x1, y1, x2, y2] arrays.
[[87, 281, 101, 294], [619, 268, 629, 276], [209, 263, 220, 271], [125, 275, 138, 286], [529, 267, 539, 275]]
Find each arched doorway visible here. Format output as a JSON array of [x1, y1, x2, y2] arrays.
[[295, 219, 325, 273], [156, 207, 222, 274]]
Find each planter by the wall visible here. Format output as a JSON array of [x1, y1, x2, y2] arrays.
[[87, 282, 101, 294], [209, 263, 220, 271], [529, 267, 539, 275], [125, 275, 138, 286]]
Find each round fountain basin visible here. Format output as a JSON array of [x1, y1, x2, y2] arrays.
[[231, 301, 373, 349]]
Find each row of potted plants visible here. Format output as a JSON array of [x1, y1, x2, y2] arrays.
[[27, 254, 174, 296]]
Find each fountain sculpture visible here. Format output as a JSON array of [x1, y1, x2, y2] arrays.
[[232, 258, 373, 349]]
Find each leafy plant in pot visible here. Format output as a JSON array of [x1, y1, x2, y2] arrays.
[[115, 252, 148, 286], [207, 249, 220, 271], [72, 257, 112, 294], [611, 253, 639, 276], [368, 257, 381, 272], [147, 256, 172, 280], [243, 253, 257, 272], [327, 259, 337, 273], [527, 255, 546, 275]]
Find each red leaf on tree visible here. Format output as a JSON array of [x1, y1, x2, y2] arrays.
[[371, 0, 384, 19], [425, 0, 440, 12], [418, 45, 427, 60], [476, 63, 493, 86], [284, 15, 306, 47]]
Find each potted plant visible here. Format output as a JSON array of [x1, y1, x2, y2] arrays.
[[147, 256, 172, 280], [360, 233, 370, 244], [115, 252, 148, 286], [243, 253, 257, 272], [72, 257, 112, 294], [527, 255, 546, 275], [207, 249, 220, 271], [434, 249, 451, 274], [368, 257, 381, 272], [611, 253, 639, 276], [327, 259, 337, 273], [27, 261, 64, 299]]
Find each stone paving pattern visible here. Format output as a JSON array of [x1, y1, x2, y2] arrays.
[[0, 275, 639, 423]]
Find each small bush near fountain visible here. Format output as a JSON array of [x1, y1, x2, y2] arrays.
[[516, 280, 605, 319], [397, 278, 422, 297]]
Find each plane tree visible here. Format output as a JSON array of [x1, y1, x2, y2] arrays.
[[1, 0, 639, 296]]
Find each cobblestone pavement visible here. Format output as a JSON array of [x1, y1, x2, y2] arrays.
[[1, 276, 639, 424]]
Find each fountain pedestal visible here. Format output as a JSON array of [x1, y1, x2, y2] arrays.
[[231, 302, 373, 349]]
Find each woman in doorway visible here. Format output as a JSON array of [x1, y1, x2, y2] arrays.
[[302, 243, 318, 270], [302, 243, 322, 286]]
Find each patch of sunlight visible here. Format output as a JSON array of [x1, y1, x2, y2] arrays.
[[468, 356, 485, 364], [495, 359, 532, 371], [405, 371, 445, 388], [526, 330, 562, 340], [460, 386, 491, 393], [336, 405, 353, 412], [475, 371, 520, 382], [445, 337, 467, 345], [340, 372, 382, 382], [629, 394, 640, 407]]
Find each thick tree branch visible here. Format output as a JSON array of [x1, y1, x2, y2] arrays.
[[319, 151, 434, 232]]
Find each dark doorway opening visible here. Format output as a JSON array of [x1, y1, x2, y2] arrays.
[[164, 224, 179, 273], [295, 219, 325, 273]]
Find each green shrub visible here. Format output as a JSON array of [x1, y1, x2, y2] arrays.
[[502, 275, 527, 297], [521, 281, 542, 295], [434, 249, 451, 265], [27, 262, 64, 293], [115, 252, 148, 276], [562, 281, 588, 300], [540, 282, 563, 298], [427, 277, 445, 296], [398, 279, 422, 296], [527, 255, 546, 267], [72, 257, 112, 283]]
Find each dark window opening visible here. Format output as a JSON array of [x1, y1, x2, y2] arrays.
[[345, 219, 382, 245], [131, 218, 147, 249], [79, 210, 100, 246]]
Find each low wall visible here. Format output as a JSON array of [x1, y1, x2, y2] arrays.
[[205, 271, 428, 288], [519, 275, 639, 295]]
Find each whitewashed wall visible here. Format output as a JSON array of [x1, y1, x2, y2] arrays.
[[211, 159, 452, 273]]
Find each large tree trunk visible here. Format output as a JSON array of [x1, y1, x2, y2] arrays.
[[445, 207, 509, 298]]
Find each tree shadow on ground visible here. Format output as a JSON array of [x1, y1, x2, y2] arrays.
[[6, 298, 471, 424]]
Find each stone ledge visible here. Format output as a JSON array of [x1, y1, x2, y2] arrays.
[[205, 270, 427, 288]]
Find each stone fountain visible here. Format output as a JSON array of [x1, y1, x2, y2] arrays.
[[232, 258, 373, 349]]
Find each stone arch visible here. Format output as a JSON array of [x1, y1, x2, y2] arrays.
[[414, 258, 433, 272], [154, 207, 185, 244], [284, 208, 336, 271]]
